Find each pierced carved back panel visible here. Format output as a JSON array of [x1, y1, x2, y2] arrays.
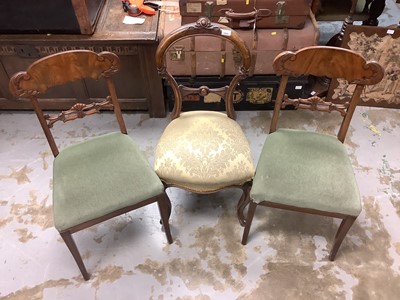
[[155, 17, 251, 120], [271, 46, 384, 142], [8, 50, 125, 157]]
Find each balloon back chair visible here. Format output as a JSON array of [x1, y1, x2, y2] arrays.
[[9, 50, 173, 280], [154, 17, 255, 224], [241, 46, 384, 260]]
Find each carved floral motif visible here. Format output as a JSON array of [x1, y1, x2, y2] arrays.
[[44, 98, 113, 128], [282, 95, 349, 116]]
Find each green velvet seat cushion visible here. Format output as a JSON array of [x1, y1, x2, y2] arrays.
[[53, 132, 164, 231], [154, 111, 255, 192], [251, 129, 361, 216]]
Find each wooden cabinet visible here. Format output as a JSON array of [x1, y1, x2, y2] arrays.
[[0, 0, 105, 35], [0, 0, 166, 117], [312, 0, 361, 20]]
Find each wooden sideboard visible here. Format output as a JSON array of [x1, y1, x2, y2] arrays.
[[0, 0, 166, 117]]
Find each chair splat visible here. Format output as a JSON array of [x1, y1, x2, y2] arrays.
[[44, 99, 114, 128], [282, 94, 349, 116]]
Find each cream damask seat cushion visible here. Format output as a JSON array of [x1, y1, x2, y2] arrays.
[[154, 111, 255, 192]]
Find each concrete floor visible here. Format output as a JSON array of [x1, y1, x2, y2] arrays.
[[1, 1, 400, 299], [1, 106, 399, 299]]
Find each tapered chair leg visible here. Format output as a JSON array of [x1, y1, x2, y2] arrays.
[[162, 183, 172, 219], [241, 201, 257, 245], [329, 216, 357, 261], [60, 231, 90, 280], [157, 193, 173, 244], [237, 183, 251, 227]]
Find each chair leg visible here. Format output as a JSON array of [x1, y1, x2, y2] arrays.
[[241, 201, 257, 245], [60, 231, 90, 281], [329, 216, 357, 261], [157, 193, 173, 244], [161, 183, 172, 220], [237, 182, 251, 227], [166, 192, 172, 220]]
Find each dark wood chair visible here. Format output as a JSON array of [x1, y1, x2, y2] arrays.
[[154, 17, 255, 225], [240, 46, 384, 260], [9, 50, 173, 280]]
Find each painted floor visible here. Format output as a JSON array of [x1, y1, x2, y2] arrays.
[[1, 107, 399, 299]]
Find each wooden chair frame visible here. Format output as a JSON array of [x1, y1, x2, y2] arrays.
[[240, 46, 384, 260], [9, 50, 173, 280], [155, 17, 251, 120], [155, 17, 253, 223]]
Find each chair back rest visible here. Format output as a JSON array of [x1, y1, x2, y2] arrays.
[[271, 46, 384, 142], [9, 50, 125, 157], [156, 17, 251, 120]]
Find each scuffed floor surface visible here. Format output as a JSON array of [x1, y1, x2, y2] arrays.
[[1, 107, 399, 299]]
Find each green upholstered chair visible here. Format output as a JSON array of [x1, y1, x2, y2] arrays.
[[9, 50, 173, 280], [154, 18, 255, 224], [241, 46, 384, 260]]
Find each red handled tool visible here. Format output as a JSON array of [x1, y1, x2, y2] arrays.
[[122, 0, 158, 16]]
